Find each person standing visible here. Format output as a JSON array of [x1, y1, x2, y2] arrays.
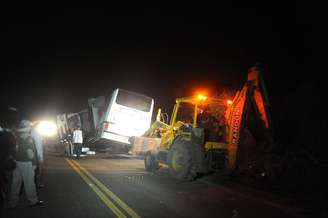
[[31, 123, 44, 188], [0, 106, 19, 208], [9, 120, 43, 208], [0, 126, 16, 208], [72, 127, 83, 159]]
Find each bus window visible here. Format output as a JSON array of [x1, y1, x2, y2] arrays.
[[116, 89, 153, 112]]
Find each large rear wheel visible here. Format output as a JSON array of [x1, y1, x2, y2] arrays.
[[168, 140, 197, 181], [144, 151, 159, 172]]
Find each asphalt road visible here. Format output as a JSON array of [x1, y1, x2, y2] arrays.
[[2, 144, 311, 218]]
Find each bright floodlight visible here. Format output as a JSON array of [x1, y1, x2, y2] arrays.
[[197, 95, 207, 101], [36, 121, 57, 136]]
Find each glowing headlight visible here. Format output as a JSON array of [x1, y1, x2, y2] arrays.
[[36, 121, 57, 136]]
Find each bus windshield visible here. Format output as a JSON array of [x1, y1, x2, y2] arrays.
[[115, 89, 153, 112]]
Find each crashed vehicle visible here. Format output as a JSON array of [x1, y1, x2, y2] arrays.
[[84, 88, 154, 153]]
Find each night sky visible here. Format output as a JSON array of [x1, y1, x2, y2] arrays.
[[1, 5, 324, 153]]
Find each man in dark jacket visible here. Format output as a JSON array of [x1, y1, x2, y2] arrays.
[[0, 106, 18, 208], [0, 127, 16, 208], [9, 120, 43, 208]]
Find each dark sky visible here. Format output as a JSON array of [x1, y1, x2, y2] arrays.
[[1, 5, 321, 128]]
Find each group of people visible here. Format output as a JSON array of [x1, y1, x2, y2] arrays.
[[0, 119, 44, 209]]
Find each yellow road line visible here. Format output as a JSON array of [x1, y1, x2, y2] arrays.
[[70, 159, 141, 218], [65, 158, 126, 218]]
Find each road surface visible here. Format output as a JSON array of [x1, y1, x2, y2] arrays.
[[2, 144, 312, 218]]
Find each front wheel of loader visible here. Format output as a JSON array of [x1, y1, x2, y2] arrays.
[[144, 151, 159, 172], [168, 140, 197, 181]]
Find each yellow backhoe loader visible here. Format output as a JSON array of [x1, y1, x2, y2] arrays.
[[130, 65, 273, 181]]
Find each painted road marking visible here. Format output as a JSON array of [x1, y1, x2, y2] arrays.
[[68, 158, 141, 218], [65, 158, 126, 218]]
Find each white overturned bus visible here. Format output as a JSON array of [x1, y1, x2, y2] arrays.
[[88, 89, 154, 149]]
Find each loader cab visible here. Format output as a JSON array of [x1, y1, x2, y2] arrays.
[[173, 103, 195, 126], [154, 95, 229, 150], [167, 96, 228, 141], [169, 95, 207, 127]]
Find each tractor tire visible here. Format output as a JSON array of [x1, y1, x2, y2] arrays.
[[144, 151, 159, 172], [168, 140, 197, 181]]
